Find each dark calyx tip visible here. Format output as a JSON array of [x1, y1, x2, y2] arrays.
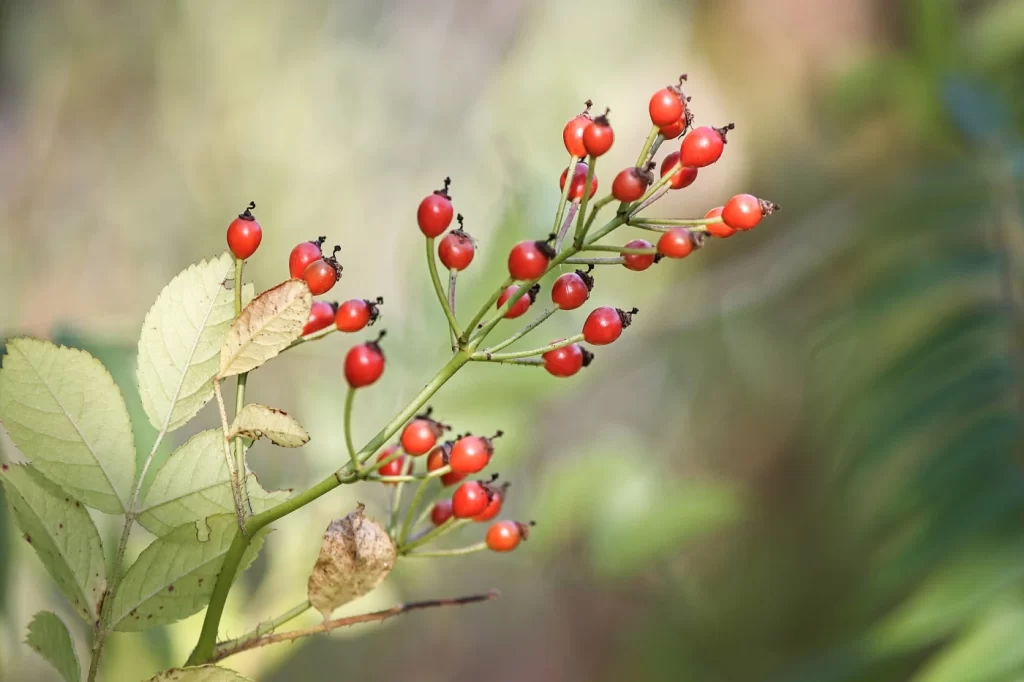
[[238, 201, 257, 220]]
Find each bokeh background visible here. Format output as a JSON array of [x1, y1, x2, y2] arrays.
[[2, 0, 1024, 680]]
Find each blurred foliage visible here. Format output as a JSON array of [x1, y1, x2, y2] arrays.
[[1, 0, 1024, 681]]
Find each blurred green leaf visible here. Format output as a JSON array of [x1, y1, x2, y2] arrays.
[[0, 464, 106, 622], [24, 611, 81, 682], [145, 666, 253, 682], [911, 599, 1024, 682]]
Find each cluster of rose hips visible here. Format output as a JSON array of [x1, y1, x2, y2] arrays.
[[225, 74, 779, 557], [378, 408, 531, 552]]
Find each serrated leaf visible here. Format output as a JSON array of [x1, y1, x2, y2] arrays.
[[137, 430, 290, 536], [229, 404, 310, 448], [218, 280, 312, 378], [144, 666, 253, 682], [0, 465, 105, 621], [25, 611, 81, 682], [110, 514, 267, 631], [0, 338, 135, 513], [137, 252, 255, 434]]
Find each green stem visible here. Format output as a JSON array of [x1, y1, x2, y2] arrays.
[[400, 518, 470, 554], [563, 256, 625, 266], [480, 357, 545, 367], [460, 276, 513, 344], [399, 476, 433, 545], [572, 157, 598, 246], [636, 125, 660, 166], [188, 351, 472, 665], [286, 324, 338, 350], [448, 269, 458, 352], [232, 258, 250, 511], [362, 446, 404, 476], [552, 155, 580, 241], [213, 600, 313, 660], [426, 238, 463, 341], [583, 215, 627, 247], [628, 217, 720, 227], [481, 308, 558, 355], [633, 161, 680, 208], [405, 543, 488, 558], [388, 459, 410, 538], [583, 245, 657, 255], [368, 465, 451, 484], [473, 334, 584, 362], [580, 194, 616, 238], [343, 387, 359, 472]]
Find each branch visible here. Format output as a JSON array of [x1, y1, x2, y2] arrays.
[[209, 591, 499, 663], [426, 237, 463, 340], [343, 387, 360, 472], [472, 334, 584, 362], [564, 256, 626, 266], [480, 308, 558, 355]]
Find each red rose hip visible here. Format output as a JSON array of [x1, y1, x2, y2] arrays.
[[226, 201, 262, 260], [289, 236, 326, 279], [622, 239, 655, 271], [344, 331, 386, 388], [508, 240, 555, 281], [302, 301, 338, 336], [551, 267, 594, 310], [335, 297, 383, 333], [542, 342, 592, 378], [680, 124, 734, 168], [497, 284, 539, 319], [583, 306, 638, 345], [417, 177, 455, 238]]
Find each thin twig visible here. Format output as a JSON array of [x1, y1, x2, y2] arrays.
[[448, 269, 459, 352], [343, 388, 359, 472], [214, 378, 247, 530], [564, 256, 626, 265], [555, 200, 581, 253], [209, 592, 499, 663], [481, 308, 558, 355]]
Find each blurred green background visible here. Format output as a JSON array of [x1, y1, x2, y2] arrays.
[[2, 0, 1024, 680]]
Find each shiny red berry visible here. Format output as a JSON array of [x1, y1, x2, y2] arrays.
[[562, 101, 593, 158], [583, 306, 638, 345], [226, 201, 262, 260], [344, 331, 386, 388], [336, 296, 383, 333], [302, 301, 338, 336], [452, 480, 492, 519], [722, 194, 778, 231], [289, 236, 326, 279], [302, 245, 342, 296], [542, 342, 592, 378], [486, 520, 531, 552], [657, 228, 702, 259], [431, 500, 454, 526], [582, 110, 614, 157], [497, 284, 539, 319], [418, 177, 454, 238], [611, 167, 651, 202], [376, 446, 405, 482], [438, 219, 475, 271], [551, 267, 594, 311], [559, 162, 598, 201], [680, 124, 734, 168], [649, 83, 685, 127], [704, 206, 736, 239], [427, 443, 465, 487], [659, 118, 686, 139], [401, 409, 447, 456], [660, 152, 698, 190], [508, 240, 555, 281], [473, 482, 510, 522], [623, 239, 656, 271], [449, 432, 501, 475]]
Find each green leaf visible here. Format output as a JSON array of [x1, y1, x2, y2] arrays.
[[144, 666, 253, 682], [218, 280, 312, 378], [109, 514, 267, 631], [136, 252, 254, 434], [137, 430, 290, 536], [24, 611, 81, 682], [0, 338, 135, 513], [912, 600, 1024, 682], [0, 464, 105, 621], [229, 403, 310, 448]]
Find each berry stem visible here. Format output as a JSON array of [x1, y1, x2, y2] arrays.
[[582, 244, 657, 255], [232, 256, 252, 516], [460, 276, 513, 345], [448, 269, 459, 352], [388, 458, 411, 538], [480, 357, 546, 367], [481, 307, 558, 355], [570, 156, 598, 247], [286, 322, 339, 349], [631, 160, 682, 209], [551, 155, 580, 245], [213, 378, 248, 532], [367, 464, 452, 484], [472, 334, 584, 362], [399, 476, 434, 545], [555, 199, 581, 254], [343, 387, 360, 473], [635, 125, 661, 168], [563, 256, 627, 265], [404, 543, 489, 558], [189, 351, 472, 665], [207, 592, 498, 664], [426, 238, 463, 342], [629, 184, 670, 215], [627, 216, 721, 226], [363, 446, 405, 476], [400, 517, 471, 555]]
